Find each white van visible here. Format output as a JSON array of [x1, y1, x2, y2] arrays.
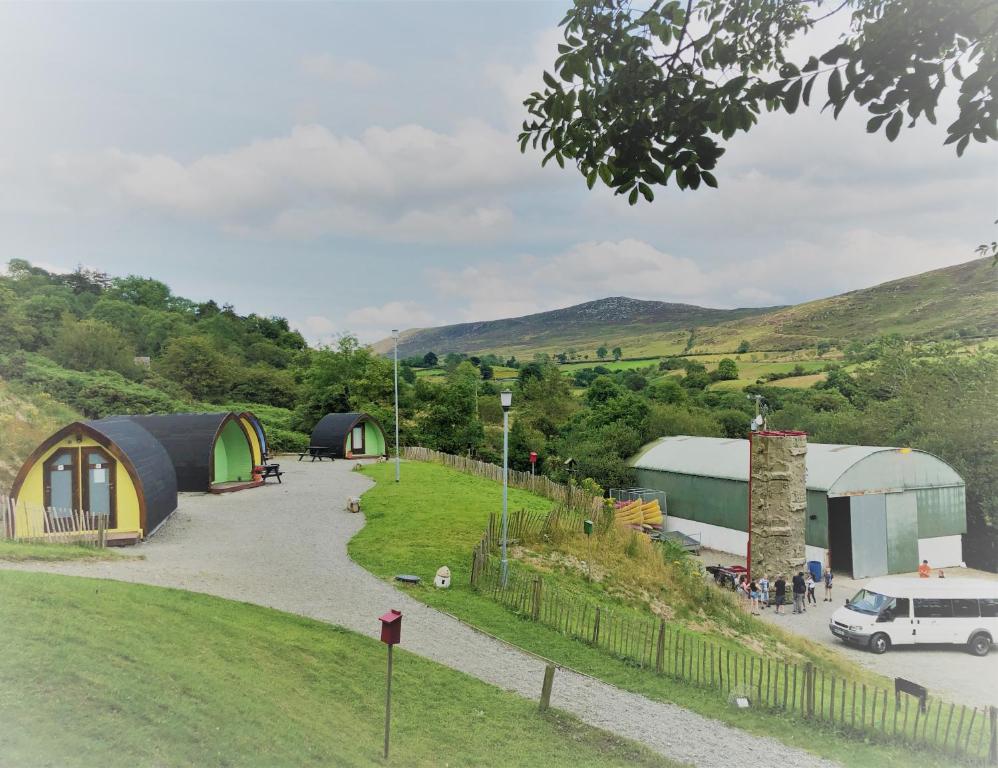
[[829, 576, 998, 656]]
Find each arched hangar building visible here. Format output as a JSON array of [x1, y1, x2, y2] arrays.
[[630, 436, 966, 578]]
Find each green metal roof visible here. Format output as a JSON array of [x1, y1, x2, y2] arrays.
[[629, 436, 964, 495]]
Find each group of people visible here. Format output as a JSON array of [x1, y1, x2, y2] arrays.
[[736, 567, 834, 615]]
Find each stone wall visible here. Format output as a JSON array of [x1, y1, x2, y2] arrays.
[[749, 432, 807, 578]]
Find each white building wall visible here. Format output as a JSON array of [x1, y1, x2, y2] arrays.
[[665, 516, 746, 556], [917, 535, 963, 569]]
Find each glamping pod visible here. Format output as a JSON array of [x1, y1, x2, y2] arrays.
[[310, 412, 387, 459], [10, 418, 178, 544], [239, 411, 268, 465], [120, 413, 259, 492]]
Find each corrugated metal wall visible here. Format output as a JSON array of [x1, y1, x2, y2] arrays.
[[851, 495, 889, 578], [806, 490, 828, 548], [885, 491, 919, 573], [634, 469, 748, 531], [914, 486, 967, 538]]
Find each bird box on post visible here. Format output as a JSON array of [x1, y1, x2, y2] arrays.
[[379, 609, 402, 645]]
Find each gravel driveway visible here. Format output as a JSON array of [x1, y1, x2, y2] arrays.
[[4, 460, 838, 768]]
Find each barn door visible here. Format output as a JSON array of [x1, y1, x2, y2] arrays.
[[885, 491, 918, 574], [850, 494, 888, 579]]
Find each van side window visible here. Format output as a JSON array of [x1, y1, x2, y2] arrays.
[[980, 599, 998, 618], [892, 597, 910, 618], [951, 599, 980, 618], [913, 598, 953, 618]]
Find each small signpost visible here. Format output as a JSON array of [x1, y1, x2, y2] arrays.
[[529, 451, 537, 476], [379, 609, 403, 759]]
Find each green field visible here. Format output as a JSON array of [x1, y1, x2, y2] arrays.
[[0, 541, 123, 561], [351, 461, 963, 768], [0, 570, 675, 768]]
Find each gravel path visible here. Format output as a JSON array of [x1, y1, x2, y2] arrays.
[[3, 460, 838, 768]]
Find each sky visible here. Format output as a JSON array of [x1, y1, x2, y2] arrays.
[[0, 2, 995, 346]]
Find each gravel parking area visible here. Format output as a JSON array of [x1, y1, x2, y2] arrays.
[[3, 460, 838, 768], [697, 550, 998, 707]]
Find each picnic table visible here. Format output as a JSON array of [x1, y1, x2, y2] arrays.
[[298, 446, 336, 462], [258, 463, 283, 483]]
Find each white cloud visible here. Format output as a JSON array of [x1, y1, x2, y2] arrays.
[[296, 301, 437, 345], [300, 54, 383, 87], [46, 120, 540, 242]]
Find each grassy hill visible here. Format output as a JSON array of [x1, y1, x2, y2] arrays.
[[0, 570, 674, 768], [376, 257, 997, 359]]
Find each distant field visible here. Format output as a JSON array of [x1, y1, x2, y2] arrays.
[[559, 358, 660, 373]]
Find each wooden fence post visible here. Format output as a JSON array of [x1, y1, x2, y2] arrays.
[[539, 665, 556, 713], [531, 578, 542, 622], [592, 606, 600, 645], [655, 620, 665, 673], [805, 663, 814, 719], [987, 706, 997, 765]]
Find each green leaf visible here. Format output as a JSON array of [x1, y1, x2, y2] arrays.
[[542, 71, 558, 89], [701, 170, 718, 188], [956, 134, 969, 156], [586, 168, 598, 189], [638, 182, 654, 202], [628, 187, 639, 205], [802, 74, 817, 106], [783, 79, 803, 114], [828, 68, 843, 103], [866, 113, 889, 133], [885, 110, 903, 141]]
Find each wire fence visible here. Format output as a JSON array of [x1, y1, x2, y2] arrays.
[[1, 494, 109, 547], [470, 514, 998, 765], [402, 446, 603, 514]]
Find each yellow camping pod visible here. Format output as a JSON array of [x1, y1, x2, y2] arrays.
[[10, 419, 178, 544]]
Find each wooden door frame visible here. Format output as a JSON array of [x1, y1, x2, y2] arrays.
[[81, 446, 117, 530], [43, 447, 80, 531]]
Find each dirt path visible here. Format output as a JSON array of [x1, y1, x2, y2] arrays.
[[3, 460, 838, 768]]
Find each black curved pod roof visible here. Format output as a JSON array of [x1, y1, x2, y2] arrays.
[[114, 412, 254, 491], [310, 412, 388, 459], [10, 418, 178, 538]]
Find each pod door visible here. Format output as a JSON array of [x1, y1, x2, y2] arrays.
[[82, 447, 117, 529], [43, 449, 78, 530]]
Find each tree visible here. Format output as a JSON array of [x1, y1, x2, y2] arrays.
[[521, 1, 996, 202], [556, 352, 569, 364], [612, 346, 622, 361], [50, 317, 138, 377], [737, 340, 751, 354], [596, 345, 608, 359], [422, 351, 438, 367], [157, 335, 233, 401], [712, 358, 739, 381]]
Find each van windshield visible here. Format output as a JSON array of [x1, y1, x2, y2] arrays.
[[848, 589, 894, 616]]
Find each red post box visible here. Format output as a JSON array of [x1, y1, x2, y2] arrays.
[[379, 609, 402, 645], [529, 451, 537, 464]]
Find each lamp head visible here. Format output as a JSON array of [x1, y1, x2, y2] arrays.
[[500, 389, 513, 411], [391, 329, 399, 339]]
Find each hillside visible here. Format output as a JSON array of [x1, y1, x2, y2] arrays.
[[374, 297, 779, 358], [376, 257, 998, 358]]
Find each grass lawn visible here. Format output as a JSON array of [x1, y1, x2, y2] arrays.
[[0, 540, 123, 561], [351, 461, 972, 768], [0, 570, 677, 768]]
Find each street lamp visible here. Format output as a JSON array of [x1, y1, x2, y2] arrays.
[[500, 388, 512, 586], [392, 329, 400, 483]]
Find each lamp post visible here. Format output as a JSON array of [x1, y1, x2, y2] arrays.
[[500, 388, 512, 586], [392, 329, 400, 483]]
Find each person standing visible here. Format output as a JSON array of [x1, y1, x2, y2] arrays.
[[749, 577, 761, 615], [823, 567, 834, 602], [806, 572, 817, 606], [759, 573, 770, 609], [792, 571, 806, 614], [774, 575, 787, 615]]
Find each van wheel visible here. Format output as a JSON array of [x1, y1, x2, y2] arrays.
[[968, 634, 992, 657], [869, 633, 890, 654]]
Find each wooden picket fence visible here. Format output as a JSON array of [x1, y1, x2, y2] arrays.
[[470, 520, 998, 764], [1, 494, 108, 547], [402, 446, 603, 514]]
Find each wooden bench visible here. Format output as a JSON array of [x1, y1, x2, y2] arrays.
[[297, 446, 336, 462]]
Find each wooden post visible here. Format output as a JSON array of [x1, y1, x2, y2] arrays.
[[782, 662, 789, 709], [592, 606, 601, 645], [945, 702, 955, 748], [861, 684, 866, 729], [829, 676, 836, 724], [539, 664, 556, 713], [532, 578, 542, 622], [805, 663, 814, 719], [384, 644, 393, 760], [954, 706, 967, 755], [655, 620, 665, 673], [989, 706, 998, 766]]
